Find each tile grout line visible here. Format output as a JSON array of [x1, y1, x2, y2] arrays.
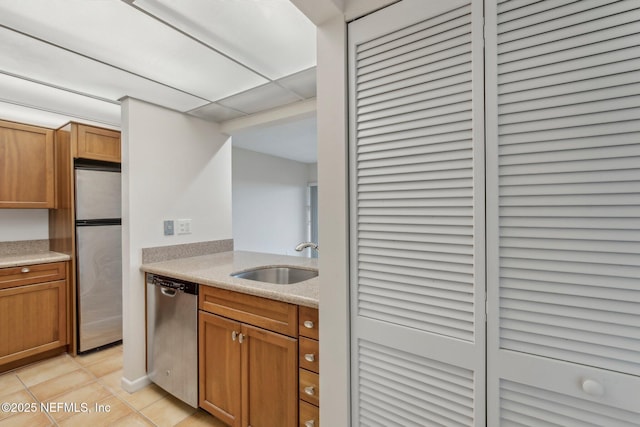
[[71, 351, 155, 426], [14, 371, 60, 427], [0, 347, 210, 427], [77, 348, 162, 426], [92, 371, 161, 427]]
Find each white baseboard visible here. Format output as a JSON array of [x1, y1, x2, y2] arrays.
[[120, 374, 151, 394]]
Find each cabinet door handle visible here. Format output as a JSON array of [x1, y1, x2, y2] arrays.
[[239, 333, 245, 344], [304, 353, 315, 362], [232, 331, 238, 341], [304, 386, 315, 396], [303, 320, 314, 329], [305, 420, 315, 427], [21, 267, 30, 273]]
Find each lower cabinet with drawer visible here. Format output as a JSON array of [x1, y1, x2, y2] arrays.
[[199, 286, 299, 427], [0, 262, 68, 371], [298, 306, 320, 427]]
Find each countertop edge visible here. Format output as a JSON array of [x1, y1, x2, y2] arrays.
[[0, 252, 71, 269], [140, 251, 319, 309]]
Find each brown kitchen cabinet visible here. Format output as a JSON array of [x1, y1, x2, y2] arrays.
[[0, 119, 55, 208], [199, 286, 298, 427], [74, 123, 121, 162], [0, 262, 68, 372], [298, 306, 320, 427]]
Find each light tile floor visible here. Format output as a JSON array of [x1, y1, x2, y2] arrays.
[[0, 346, 226, 427]]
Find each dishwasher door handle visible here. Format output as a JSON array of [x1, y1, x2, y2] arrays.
[[160, 287, 177, 297]]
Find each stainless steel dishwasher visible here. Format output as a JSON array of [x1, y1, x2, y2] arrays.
[[146, 273, 198, 408]]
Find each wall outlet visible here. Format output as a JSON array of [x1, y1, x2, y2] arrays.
[[164, 220, 174, 236], [176, 219, 192, 235]]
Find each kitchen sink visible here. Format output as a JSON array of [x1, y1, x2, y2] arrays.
[[231, 266, 318, 284]]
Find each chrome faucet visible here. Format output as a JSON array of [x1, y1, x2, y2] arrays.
[[295, 242, 319, 252]]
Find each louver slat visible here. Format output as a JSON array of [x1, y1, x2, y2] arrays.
[[497, 0, 636, 40], [500, 381, 640, 427], [357, 4, 471, 57], [499, 11, 640, 55], [358, 340, 474, 426], [496, 0, 640, 379]]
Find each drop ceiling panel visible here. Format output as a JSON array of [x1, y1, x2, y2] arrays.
[[188, 103, 247, 122], [219, 83, 301, 115], [0, 73, 121, 126], [277, 67, 317, 99], [0, 0, 268, 102], [0, 101, 118, 130], [0, 26, 207, 112], [132, 0, 316, 80]]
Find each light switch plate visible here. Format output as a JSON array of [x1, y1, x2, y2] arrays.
[[176, 219, 192, 235], [164, 220, 174, 236]]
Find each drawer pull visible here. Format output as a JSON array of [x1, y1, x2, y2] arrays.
[[304, 353, 315, 362], [305, 421, 315, 427], [304, 320, 314, 329], [239, 333, 245, 344], [304, 385, 315, 396], [232, 331, 238, 341], [582, 379, 604, 397], [21, 267, 30, 273]]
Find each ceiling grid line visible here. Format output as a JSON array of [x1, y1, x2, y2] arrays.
[[0, 0, 318, 150], [0, 22, 213, 104], [121, 0, 307, 103]]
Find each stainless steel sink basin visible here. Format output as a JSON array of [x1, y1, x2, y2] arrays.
[[231, 266, 318, 284]]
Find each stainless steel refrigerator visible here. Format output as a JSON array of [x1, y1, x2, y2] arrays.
[[75, 160, 122, 353]]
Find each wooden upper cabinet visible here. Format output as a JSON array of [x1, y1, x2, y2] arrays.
[[75, 124, 121, 163], [0, 120, 54, 208]]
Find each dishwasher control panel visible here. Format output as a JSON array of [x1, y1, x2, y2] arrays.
[[148, 274, 198, 295]]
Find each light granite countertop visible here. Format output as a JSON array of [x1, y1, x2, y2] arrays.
[[0, 251, 71, 269], [140, 251, 319, 308]]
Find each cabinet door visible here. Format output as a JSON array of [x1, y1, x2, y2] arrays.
[[199, 311, 242, 427], [76, 124, 121, 163], [242, 324, 298, 427], [0, 120, 54, 208], [0, 280, 67, 366]]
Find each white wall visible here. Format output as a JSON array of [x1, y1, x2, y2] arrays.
[[0, 209, 49, 242], [316, 14, 351, 426], [120, 98, 232, 391], [232, 147, 313, 256]]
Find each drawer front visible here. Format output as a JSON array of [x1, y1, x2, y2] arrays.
[[298, 306, 319, 340], [299, 337, 319, 374], [299, 368, 319, 406], [0, 262, 66, 290], [299, 400, 319, 427], [199, 285, 298, 337]]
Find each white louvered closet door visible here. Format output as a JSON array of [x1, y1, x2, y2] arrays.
[[349, 1, 485, 425], [486, 1, 640, 425]]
